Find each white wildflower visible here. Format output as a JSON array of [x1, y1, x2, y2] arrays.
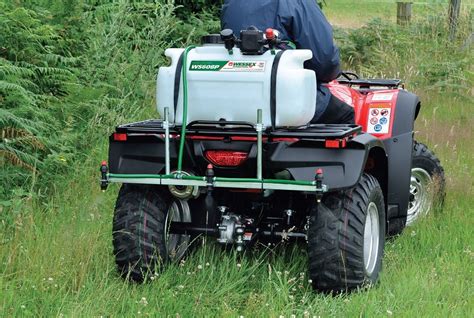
[[139, 297, 148, 306]]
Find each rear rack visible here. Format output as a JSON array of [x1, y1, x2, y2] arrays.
[[271, 124, 361, 139], [337, 78, 402, 88], [116, 119, 168, 132], [116, 120, 361, 140]]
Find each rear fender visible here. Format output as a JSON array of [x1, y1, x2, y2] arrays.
[[108, 134, 174, 174], [381, 90, 420, 230], [348, 88, 419, 229], [270, 133, 387, 191]]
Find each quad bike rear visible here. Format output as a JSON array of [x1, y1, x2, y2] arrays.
[[100, 28, 445, 292]]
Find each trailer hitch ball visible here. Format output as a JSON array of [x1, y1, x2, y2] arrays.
[[168, 171, 200, 200]]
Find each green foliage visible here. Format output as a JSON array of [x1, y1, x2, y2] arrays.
[[0, 3, 77, 204], [175, 0, 222, 12], [0, 0, 221, 225], [173, 0, 325, 16], [335, 13, 472, 93]]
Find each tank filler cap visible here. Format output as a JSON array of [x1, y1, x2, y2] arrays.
[[220, 29, 236, 51]]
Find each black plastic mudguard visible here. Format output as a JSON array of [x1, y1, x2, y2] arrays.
[[268, 133, 386, 191], [108, 134, 175, 174], [384, 90, 420, 232]]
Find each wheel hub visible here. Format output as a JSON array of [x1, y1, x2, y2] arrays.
[[407, 168, 433, 226], [164, 200, 191, 261], [363, 202, 380, 277]]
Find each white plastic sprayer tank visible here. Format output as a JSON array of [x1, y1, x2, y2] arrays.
[[157, 45, 316, 127]]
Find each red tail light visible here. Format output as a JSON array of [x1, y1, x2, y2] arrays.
[[205, 150, 248, 167], [113, 133, 127, 141], [325, 138, 347, 148]]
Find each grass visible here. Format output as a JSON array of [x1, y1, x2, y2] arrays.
[[1, 152, 472, 316], [324, 0, 470, 28], [1, 0, 473, 316]]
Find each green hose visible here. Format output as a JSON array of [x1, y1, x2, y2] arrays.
[[177, 45, 196, 172]]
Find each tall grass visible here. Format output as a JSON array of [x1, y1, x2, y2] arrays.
[[1, 164, 472, 316]]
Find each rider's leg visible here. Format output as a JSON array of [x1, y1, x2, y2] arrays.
[[313, 94, 355, 124]]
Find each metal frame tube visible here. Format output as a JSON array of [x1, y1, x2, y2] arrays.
[[256, 109, 263, 180], [164, 107, 171, 175]]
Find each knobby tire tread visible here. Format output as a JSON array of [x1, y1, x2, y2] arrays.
[[112, 184, 168, 282], [308, 174, 385, 293]]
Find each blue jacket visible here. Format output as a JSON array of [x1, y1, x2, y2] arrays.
[[221, 0, 341, 119]]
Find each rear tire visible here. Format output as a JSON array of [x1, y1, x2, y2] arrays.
[[112, 184, 191, 282], [308, 174, 386, 293], [407, 141, 445, 226]]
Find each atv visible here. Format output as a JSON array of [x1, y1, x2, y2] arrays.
[[100, 28, 445, 292]]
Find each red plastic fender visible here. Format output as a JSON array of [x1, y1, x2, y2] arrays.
[[327, 81, 400, 140]]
